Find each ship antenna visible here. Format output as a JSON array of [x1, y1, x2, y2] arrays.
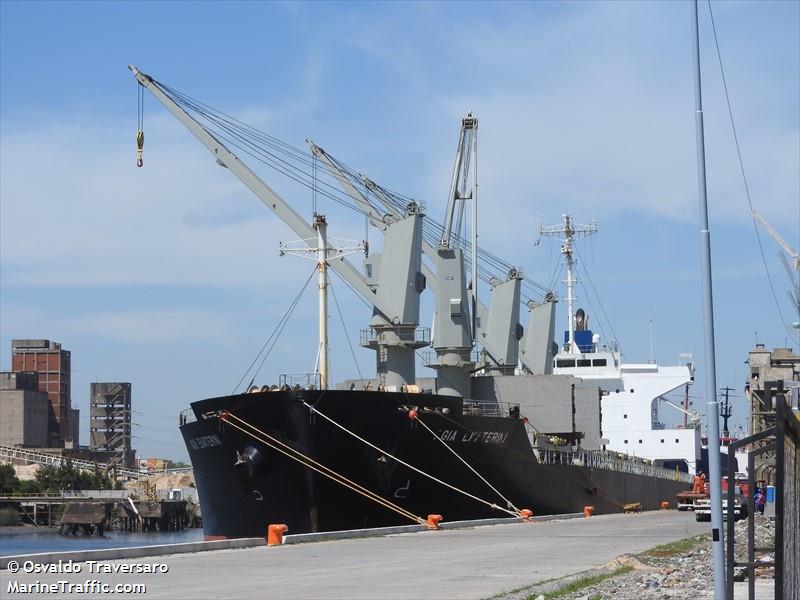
[[280, 215, 366, 390], [541, 214, 597, 354]]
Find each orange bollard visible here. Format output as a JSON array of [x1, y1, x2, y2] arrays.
[[267, 523, 288, 546], [660, 501, 670, 510], [519, 509, 533, 522], [583, 505, 594, 518], [426, 514, 443, 530]]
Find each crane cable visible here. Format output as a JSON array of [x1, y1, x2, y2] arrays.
[[411, 410, 521, 514], [232, 266, 317, 395], [433, 407, 626, 508], [219, 410, 427, 527], [150, 76, 555, 301], [706, 0, 797, 342], [300, 401, 519, 517]]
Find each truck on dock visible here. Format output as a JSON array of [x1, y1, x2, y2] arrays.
[[676, 490, 707, 511], [676, 471, 749, 511], [694, 493, 748, 522]]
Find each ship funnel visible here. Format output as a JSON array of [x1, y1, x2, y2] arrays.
[[575, 308, 588, 331]]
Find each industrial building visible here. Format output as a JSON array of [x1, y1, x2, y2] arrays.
[[0, 372, 50, 447], [90, 382, 134, 468], [746, 344, 800, 483], [11, 339, 73, 447]]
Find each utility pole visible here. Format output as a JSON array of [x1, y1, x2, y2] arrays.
[[683, 382, 690, 429], [719, 386, 735, 440], [690, 1, 725, 596]]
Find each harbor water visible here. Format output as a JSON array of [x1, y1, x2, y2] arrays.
[[0, 527, 202, 557]]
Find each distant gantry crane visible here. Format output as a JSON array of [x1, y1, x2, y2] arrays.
[[750, 208, 800, 330]]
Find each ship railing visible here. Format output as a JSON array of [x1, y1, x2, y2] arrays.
[[359, 326, 431, 347], [421, 348, 481, 367], [279, 372, 322, 390], [462, 400, 519, 418], [539, 448, 693, 483]]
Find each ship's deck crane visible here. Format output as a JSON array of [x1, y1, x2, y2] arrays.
[[129, 66, 427, 388], [310, 130, 553, 380], [426, 114, 479, 396]]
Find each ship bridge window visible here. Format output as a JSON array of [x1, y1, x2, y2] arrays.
[[661, 439, 665, 443], [593, 359, 607, 367], [577, 359, 591, 367], [630, 388, 635, 393], [623, 414, 628, 419], [675, 438, 680, 443], [639, 439, 643, 444], [624, 440, 628, 444], [556, 359, 576, 368]]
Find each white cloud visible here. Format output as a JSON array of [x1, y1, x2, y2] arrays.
[[0, 114, 326, 288], [69, 308, 231, 344]]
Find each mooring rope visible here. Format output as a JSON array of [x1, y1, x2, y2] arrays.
[[219, 411, 426, 526], [413, 411, 521, 514], [301, 401, 519, 517]]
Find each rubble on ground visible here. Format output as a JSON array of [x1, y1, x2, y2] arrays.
[[551, 515, 775, 600]]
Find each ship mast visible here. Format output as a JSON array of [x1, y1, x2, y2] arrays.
[[315, 215, 330, 390], [281, 214, 364, 390], [541, 215, 597, 354]]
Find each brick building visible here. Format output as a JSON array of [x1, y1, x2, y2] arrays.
[[11, 339, 72, 447]]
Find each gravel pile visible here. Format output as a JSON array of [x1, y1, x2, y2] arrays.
[[538, 515, 776, 600]]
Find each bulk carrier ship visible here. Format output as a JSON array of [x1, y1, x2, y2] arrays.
[[131, 66, 696, 539]]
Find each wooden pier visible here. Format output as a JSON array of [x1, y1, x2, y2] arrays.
[[0, 494, 194, 533]]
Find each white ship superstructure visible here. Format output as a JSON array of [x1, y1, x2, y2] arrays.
[[546, 215, 701, 474]]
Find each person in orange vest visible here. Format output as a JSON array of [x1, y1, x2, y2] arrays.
[[692, 471, 706, 494]]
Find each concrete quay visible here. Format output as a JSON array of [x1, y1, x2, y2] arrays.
[[1, 511, 709, 599]]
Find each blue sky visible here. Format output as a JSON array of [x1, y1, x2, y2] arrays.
[[1, 1, 798, 460]]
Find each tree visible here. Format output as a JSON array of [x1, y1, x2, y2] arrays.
[[17, 479, 43, 494], [0, 464, 20, 494], [34, 460, 113, 493]]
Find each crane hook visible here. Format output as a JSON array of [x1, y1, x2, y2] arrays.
[[136, 129, 144, 168]]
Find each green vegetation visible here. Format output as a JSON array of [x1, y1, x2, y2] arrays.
[[0, 464, 19, 494], [526, 566, 634, 600], [485, 577, 560, 600], [642, 534, 709, 557], [0, 461, 116, 495]]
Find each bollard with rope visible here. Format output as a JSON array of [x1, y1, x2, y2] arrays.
[[426, 514, 443, 530], [267, 523, 288, 546]]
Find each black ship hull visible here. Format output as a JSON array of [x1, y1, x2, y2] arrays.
[[181, 389, 690, 539]]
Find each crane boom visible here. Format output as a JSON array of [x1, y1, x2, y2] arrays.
[[129, 66, 396, 323], [751, 209, 800, 271], [310, 136, 550, 374], [661, 398, 700, 424]]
